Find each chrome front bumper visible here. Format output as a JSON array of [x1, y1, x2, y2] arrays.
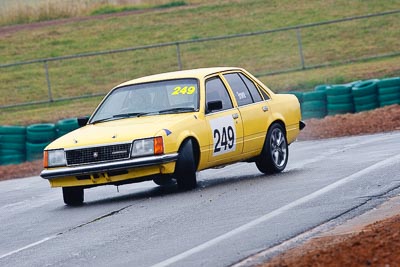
[[40, 153, 178, 180]]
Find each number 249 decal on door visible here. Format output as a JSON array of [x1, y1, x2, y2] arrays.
[[209, 116, 236, 156]]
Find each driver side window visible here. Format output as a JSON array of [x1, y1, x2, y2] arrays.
[[205, 77, 233, 113]]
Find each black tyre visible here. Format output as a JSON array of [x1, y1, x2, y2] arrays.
[[175, 139, 197, 190], [256, 123, 288, 174], [62, 187, 84, 206], [153, 177, 174, 186]]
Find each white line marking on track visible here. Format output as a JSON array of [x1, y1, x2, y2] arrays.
[[151, 153, 400, 267], [0, 235, 58, 260]]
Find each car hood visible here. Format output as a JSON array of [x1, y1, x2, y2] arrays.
[[47, 113, 195, 149]]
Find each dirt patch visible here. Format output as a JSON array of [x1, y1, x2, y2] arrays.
[[298, 104, 400, 140], [0, 160, 42, 181], [262, 214, 400, 267]]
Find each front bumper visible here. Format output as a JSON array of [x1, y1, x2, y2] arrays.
[[40, 153, 178, 180]]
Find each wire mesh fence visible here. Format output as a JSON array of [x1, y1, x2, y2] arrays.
[[1, 9, 399, 108]]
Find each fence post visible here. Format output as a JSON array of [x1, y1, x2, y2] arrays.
[[176, 43, 183, 70], [296, 28, 306, 69], [44, 60, 53, 102]]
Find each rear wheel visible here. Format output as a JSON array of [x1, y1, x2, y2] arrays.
[[175, 139, 197, 190], [62, 187, 84, 206], [256, 123, 288, 174]]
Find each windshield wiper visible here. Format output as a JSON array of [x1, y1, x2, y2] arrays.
[[90, 117, 119, 124], [90, 112, 150, 124], [158, 107, 196, 114], [113, 112, 155, 118]]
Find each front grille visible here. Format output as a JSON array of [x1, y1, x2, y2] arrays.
[[66, 143, 131, 166]]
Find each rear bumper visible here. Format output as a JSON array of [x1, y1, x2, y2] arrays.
[[299, 121, 306, 130], [40, 153, 178, 180]]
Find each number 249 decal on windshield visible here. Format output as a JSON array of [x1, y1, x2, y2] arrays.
[[171, 86, 196, 95], [209, 116, 236, 156]]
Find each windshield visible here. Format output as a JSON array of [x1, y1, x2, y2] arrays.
[[90, 78, 199, 123]]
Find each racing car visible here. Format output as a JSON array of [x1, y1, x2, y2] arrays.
[[41, 67, 305, 205]]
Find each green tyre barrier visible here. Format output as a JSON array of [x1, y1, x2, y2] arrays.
[[352, 79, 378, 97], [56, 118, 79, 132], [378, 92, 400, 102], [0, 126, 26, 135], [27, 123, 56, 143], [326, 85, 352, 96], [355, 102, 378, 113], [301, 100, 326, 111], [302, 111, 326, 120], [380, 100, 400, 107], [289, 92, 303, 103], [26, 141, 50, 161], [0, 134, 26, 143], [0, 142, 26, 151], [0, 154, 25, 165], [0, 149, 23, 155], [27, 130, 56, 143], [57, 130, 72, 138], [302, 91, 326, 102], [27, 123, 56, 132], [353, 94, 378, 106], [314, 85, 331, 92], [377, 77, 400, 88], [378, 86, 400, 95], [327, 103, 354, 115], [327, 94, 353, 104]]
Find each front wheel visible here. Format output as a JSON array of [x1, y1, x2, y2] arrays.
[[153, 176, 174, 186], [175, 139, 197, 190], [62, 187, 84, 206], [256, 123, 288, 174]]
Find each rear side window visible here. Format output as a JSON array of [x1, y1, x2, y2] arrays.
[[238, 73, 263, 102], [223, 73, 253, 106]]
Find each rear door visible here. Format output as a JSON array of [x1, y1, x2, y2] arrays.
[[222, 71, 271, 155]]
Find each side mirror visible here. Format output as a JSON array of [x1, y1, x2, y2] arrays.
[[206, 100, 223, 113], [77, 116, 90, 127]]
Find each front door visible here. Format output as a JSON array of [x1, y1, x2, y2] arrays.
[[205, 76, 244, 165]]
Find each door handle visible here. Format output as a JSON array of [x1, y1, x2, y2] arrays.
[[232, 113, 239, 119], [262, 106, 269, 112]]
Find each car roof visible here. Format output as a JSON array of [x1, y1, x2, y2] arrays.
[[116, 67, 243, 88]]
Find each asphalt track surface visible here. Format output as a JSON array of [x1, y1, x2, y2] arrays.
[[1, 132, 399, 267]]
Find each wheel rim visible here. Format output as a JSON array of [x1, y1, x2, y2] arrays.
[[270, 128, 287, 168]]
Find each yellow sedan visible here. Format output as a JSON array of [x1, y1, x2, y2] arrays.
[[41, 67, 305, 206]]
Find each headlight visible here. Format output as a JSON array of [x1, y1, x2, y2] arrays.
[[131, 137, 164, 158], [44, 149, 66, 168]]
